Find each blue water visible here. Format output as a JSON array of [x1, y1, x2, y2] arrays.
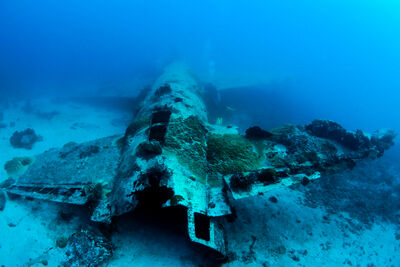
[[1, 1, 400, 130], [1, 1, 400, 266]]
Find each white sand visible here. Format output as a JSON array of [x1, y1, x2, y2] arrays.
[[0, 97, 127, 267], [224, 188, 399, 266]]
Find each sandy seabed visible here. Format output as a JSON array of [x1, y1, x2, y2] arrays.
[[0, 97, 399, 267]]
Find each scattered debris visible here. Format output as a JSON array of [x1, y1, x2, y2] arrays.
[[320, 241, 332, 251], [242, 235, 257, 263], [288, 249, 307, 262], [268, 196, 278, 203], [304, 156, 400, 225], [343, 258, 353, 265], [10, 128, 42, 149], [25, 247, 53, 267], [7, 222, 17, 227], [269, 245, 286, 255], [395, 231, 400, 240], [0, 190, 6, 211], [63, 229, 113, 267], [289, 254, 300, 262], [56, 236, 69, 248]]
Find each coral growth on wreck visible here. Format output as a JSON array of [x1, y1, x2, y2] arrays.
[[207, 133, 261, 175], [165, 116, 209, 182]]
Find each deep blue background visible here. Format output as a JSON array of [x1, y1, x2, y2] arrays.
[[1, 0, 399, 132]]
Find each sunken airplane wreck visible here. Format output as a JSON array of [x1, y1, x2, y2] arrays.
[[2, 63, 396, 256]]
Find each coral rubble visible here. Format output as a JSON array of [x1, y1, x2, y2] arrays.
[[63, 229, 113, 267], [9, 128, 42, 149]]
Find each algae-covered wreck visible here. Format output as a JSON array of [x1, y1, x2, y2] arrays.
[[2, 63, 396, 257]]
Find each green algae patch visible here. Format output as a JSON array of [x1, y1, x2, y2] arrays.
[[165, 116, 208, 183], [4, 156, 34, 178], [164, 116, 263, 184], [207, 134, 262, 175]]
